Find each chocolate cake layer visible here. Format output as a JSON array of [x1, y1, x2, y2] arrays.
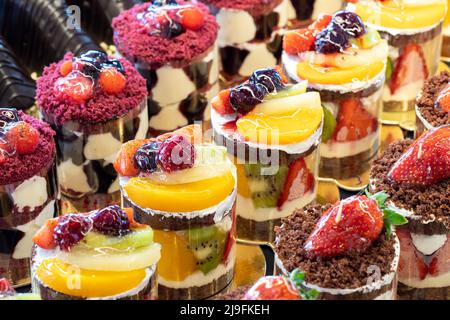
[[370, 140, 450, 229], [274, 204, 397, 290], [416, 72, 450, 128], [380, 24, 442, 48], [158, 268, 234, 300], [316, 81, 383, 102], [397, 283, 450, 300], [213, 285, 251, 300], [237, 216, 281, 243]]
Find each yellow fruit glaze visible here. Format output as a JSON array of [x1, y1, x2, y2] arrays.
[[153, 230, 198, 281], [124, 172, 235, 212], [236, 162, 251, 198], [296, 60, 385, 85], [354, 0, 446, 29], [236, 106, 323, 145], [36, 258, 147, 298]]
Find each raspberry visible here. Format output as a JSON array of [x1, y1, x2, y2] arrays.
[[99, 67, 127, 94], [178, 7, 205, 30], [6, 121, 40, 155], [157, 135, 196, 172], [90, 205, 130, 236], [54, 214, 92, 251], [134, 141, 161, 173], [54, 73, 94, 103], [59, 60, 73, 77]]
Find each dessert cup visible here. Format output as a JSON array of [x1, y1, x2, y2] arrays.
[[282, 11, 387, 183], [286, 0, 343, 29], [36, 51, 148, 212], [116, 125, 237, 299], [0, 109, 57, 286], [0, 278, 40, 300], [199, 0, 287, 85], [31, 205, 160, 300], [113, 1, 219, 136], [274, 203, 401, 300], [349, 0, 446, 113], [370, 131, 450, 300], [442, 0, 450, 57], [211, 68, 322, 243], [415, 72, 450, 137]]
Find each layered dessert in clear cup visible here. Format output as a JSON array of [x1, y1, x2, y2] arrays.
[[348, 0, 446, 112], [113, 1, 219, 136], [31, 205, 160, 300], [199, 0, 287, 85], [370, 125, 450, 300], [36, 50, 148, 212], [282, 11, 387, 181], [415, 72, 450, 137], [212, 67, 323, 243], [0, 278, 40, 300], [286, 0, 343, 29], [442, 0, 450, 57], [115, 125, 237, 300], [0, 109, 57, 286], [274, 194, 406, 300]]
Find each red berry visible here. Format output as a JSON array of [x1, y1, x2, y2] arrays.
[[305, 196, 384, 258], [157, 135, 196, 172], [90, 205, 130, 236], [283, 29, 316, 55], [6, 121, 40, 155], [53, 214, 92, 251], [244, 276, 300, 300], [178, 7, 205, 30], [33, 218, 59, 250], [99, 67, 126, 94], [59, 60, 73, 76], [54, 73, 94, 103], [0, 278, 15, 295], [212, 89, 234, 115]]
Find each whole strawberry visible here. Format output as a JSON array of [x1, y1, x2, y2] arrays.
[[388, 125, 450, 187]]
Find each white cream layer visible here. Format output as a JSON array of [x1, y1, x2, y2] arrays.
[[410, 233, 448, 256], [320, 130, 379, 158], [400, 271, 450, 289], [11, 175, 48, 212], [383, 80, 424, 102]]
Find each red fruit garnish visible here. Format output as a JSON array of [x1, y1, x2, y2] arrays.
[[304, 195, 384, 258], [389, 43, 428, 94], [114, 139, 152, 176], [309, 14, 332, 31], [59, 60, 73, 77], [0, 278, 15, 295], [388, 125, 450, 187], [333, 97, 378, 142], [178, 7, 205, 30], [157, 134, 195, 172], [212, 89, 234, 115], [428, 238, 450, 276], [99, 67, 126, 94], [53, 213, 92, 251], [243, 276, 300, 300], [6, 121, 40, 155], [435, 83, 450, 113], [283, 28, 316, 55], [277, 158, 314, 209], [54, 73, 94, 103], [222, 205, 236, 264], [33, 218, 59, 250], [396, 227, 428, 281], [91, 205, 130, 236]]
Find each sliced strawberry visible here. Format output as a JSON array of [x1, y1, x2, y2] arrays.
[[435, 83, 450, 113], [396, 227, 428, 281], [304, 195, 384, 258], [32, 218, 59, 250], [212, 89, 234, 115], [333, 97, 378, 142], [388, 125, 450, 186], [283, 28, 316, 55], [389, 43, 429, 94], [277, 158, 314, 209], [243, 276, 300, 300], [6, 121, 40, 155], [428, 235, 450, 276], [222, 205, 236, 264], [113, 139, 152, 176]]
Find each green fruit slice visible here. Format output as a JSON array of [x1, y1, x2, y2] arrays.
[[385, 57, 393, 81], [321, 106, 336, 143], [56, 243, 161, 271], [264, 82, 307, 100], [81, 228, 153, 250]]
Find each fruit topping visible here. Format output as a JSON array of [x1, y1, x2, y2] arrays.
[[332, 11, 366, 38], [53, 214, 93, 251], [249, 68, 285, 93], [0, 108, 20, 126], [54, 72, 94, 103], [59, 60, 73, 77], [315, 23, 351, 54], [355, 27, 381, 49], [114, 139, 153, 176], [304, 192, 407, 258], [388, 125, 450, 187], [157, 134, 195, 172], [99, 67, 127, 94], [389, 43, 428, 95], [333, 98, 378, 142], [33, 218, 59, 250], [6, 121, 40, 155], [434, 83, 450, 113], [264, 82, 307, 100], [91, 205, 130, 236], [0, 278, 15, 296], [178, 7, 205, 30], [212, 89, 234, 116], [82, 227, 153, 250], [134, 140, 161, 173]]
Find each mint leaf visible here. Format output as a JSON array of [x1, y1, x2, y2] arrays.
[[304, 289, 320, 300], [290, 268, 305, 286], [367, 191, 389, 208], [383, 208, 408, 225]]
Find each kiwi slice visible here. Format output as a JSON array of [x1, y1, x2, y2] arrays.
[[385, 57, 393, 81], [81, 228, 154, 250], [321, 105, 336, 143], [244, 163, 288, 208], [264, 82, 307, 100], [187, 226, 227, 275]]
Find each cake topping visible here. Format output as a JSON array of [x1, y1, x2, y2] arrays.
[[388, 125, 450, 187], [53, 50, 126, 104], [435, 83, 450, 113], [0, 278, 15, 296], [304, 192, 407, 258], [157, 134, 196, 172], [91, 205, 131, 236]]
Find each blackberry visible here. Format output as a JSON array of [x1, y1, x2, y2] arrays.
[[160, 20, 185, 39], [250, 68, 285, 93], [332, 11, 366, 38], [134, 141, 161, 173], [229, 82, 266, 114], [315, 25, 350, 54]]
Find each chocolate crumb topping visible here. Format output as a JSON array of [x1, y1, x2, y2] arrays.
[[416, 72, 450, 127], [274, 204, 396, 290], [370, 140, 450, 228]]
